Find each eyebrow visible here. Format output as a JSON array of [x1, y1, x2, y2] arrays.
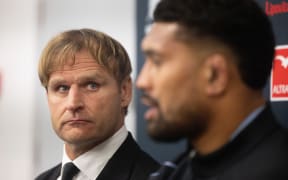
[[143, 49, 161, 59], [48, 77, 67, 85], [48, 72, 106, 86]]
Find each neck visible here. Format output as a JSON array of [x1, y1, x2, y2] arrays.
[[190, 90, 266, 155], [65, 141, 99, 160]]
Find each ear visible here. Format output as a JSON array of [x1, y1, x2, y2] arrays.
[[120, 77, 132, 107], [203, 54, 228, 96]]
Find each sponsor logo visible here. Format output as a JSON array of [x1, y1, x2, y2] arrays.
[[265, 0, 288, 16], [271, 45, 288, 101]]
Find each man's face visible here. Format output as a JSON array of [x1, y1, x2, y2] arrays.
[[137, 23, 209, 142], [47, 50, 131, 148]]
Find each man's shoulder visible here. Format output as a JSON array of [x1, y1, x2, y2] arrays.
[[118, 132, 159, 167], [97, 133, 159, 180], [34, 163, 61, 180], [223, 127, 288, 179], [248, 126, 288, 161]]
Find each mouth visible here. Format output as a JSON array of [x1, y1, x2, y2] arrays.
[[140, 93, 159, 120], [63, 119, 91, 126], [144, 106, 159, 120]]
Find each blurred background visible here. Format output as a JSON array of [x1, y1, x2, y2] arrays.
[[0, 0, 287, 179], [0, 0, 138, 179]]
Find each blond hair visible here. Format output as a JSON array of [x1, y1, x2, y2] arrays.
[[38, 28, 132, 88]]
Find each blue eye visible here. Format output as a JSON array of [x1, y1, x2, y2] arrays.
[[87, 82, 99, 90], [57, 85, 69, 92]]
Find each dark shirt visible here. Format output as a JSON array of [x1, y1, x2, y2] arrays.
[[148, 105, 288, 180]]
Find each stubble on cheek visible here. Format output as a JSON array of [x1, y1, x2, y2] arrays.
[[146, 106, 184, 142], [153, 100, 208, 142]]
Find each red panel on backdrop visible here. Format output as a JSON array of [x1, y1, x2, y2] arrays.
[[271, 45, 288, 101]]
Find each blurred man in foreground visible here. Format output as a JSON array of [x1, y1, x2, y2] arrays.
[[137, 0, 288, 179]]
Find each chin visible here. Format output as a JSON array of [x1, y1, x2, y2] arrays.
[[148, 127, 184, 143]]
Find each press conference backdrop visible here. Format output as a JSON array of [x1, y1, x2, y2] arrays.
[[0, 1, 286, 179], [136, 0, 288, 163]]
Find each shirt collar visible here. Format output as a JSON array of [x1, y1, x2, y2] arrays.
[[61, 125, 128, 180], [230, 104, 265, 141]]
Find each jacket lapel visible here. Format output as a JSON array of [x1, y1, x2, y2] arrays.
[[96, 133, 138, 180]]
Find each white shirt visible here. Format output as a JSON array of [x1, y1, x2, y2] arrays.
[[57, 126, 128, 180]]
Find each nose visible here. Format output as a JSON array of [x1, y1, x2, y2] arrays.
[[66, 85, 84, 113], [136, 61, 153, 92]]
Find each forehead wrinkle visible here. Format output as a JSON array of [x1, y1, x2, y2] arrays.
[[49, 70, 107, 85], [54, 61, 106, 72]]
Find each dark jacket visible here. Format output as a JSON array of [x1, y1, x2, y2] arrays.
[[149, 105, 288, 180], [35, 133, 159, 180]]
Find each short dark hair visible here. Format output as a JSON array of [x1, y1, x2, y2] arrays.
[[154, 0, 275, 89]]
